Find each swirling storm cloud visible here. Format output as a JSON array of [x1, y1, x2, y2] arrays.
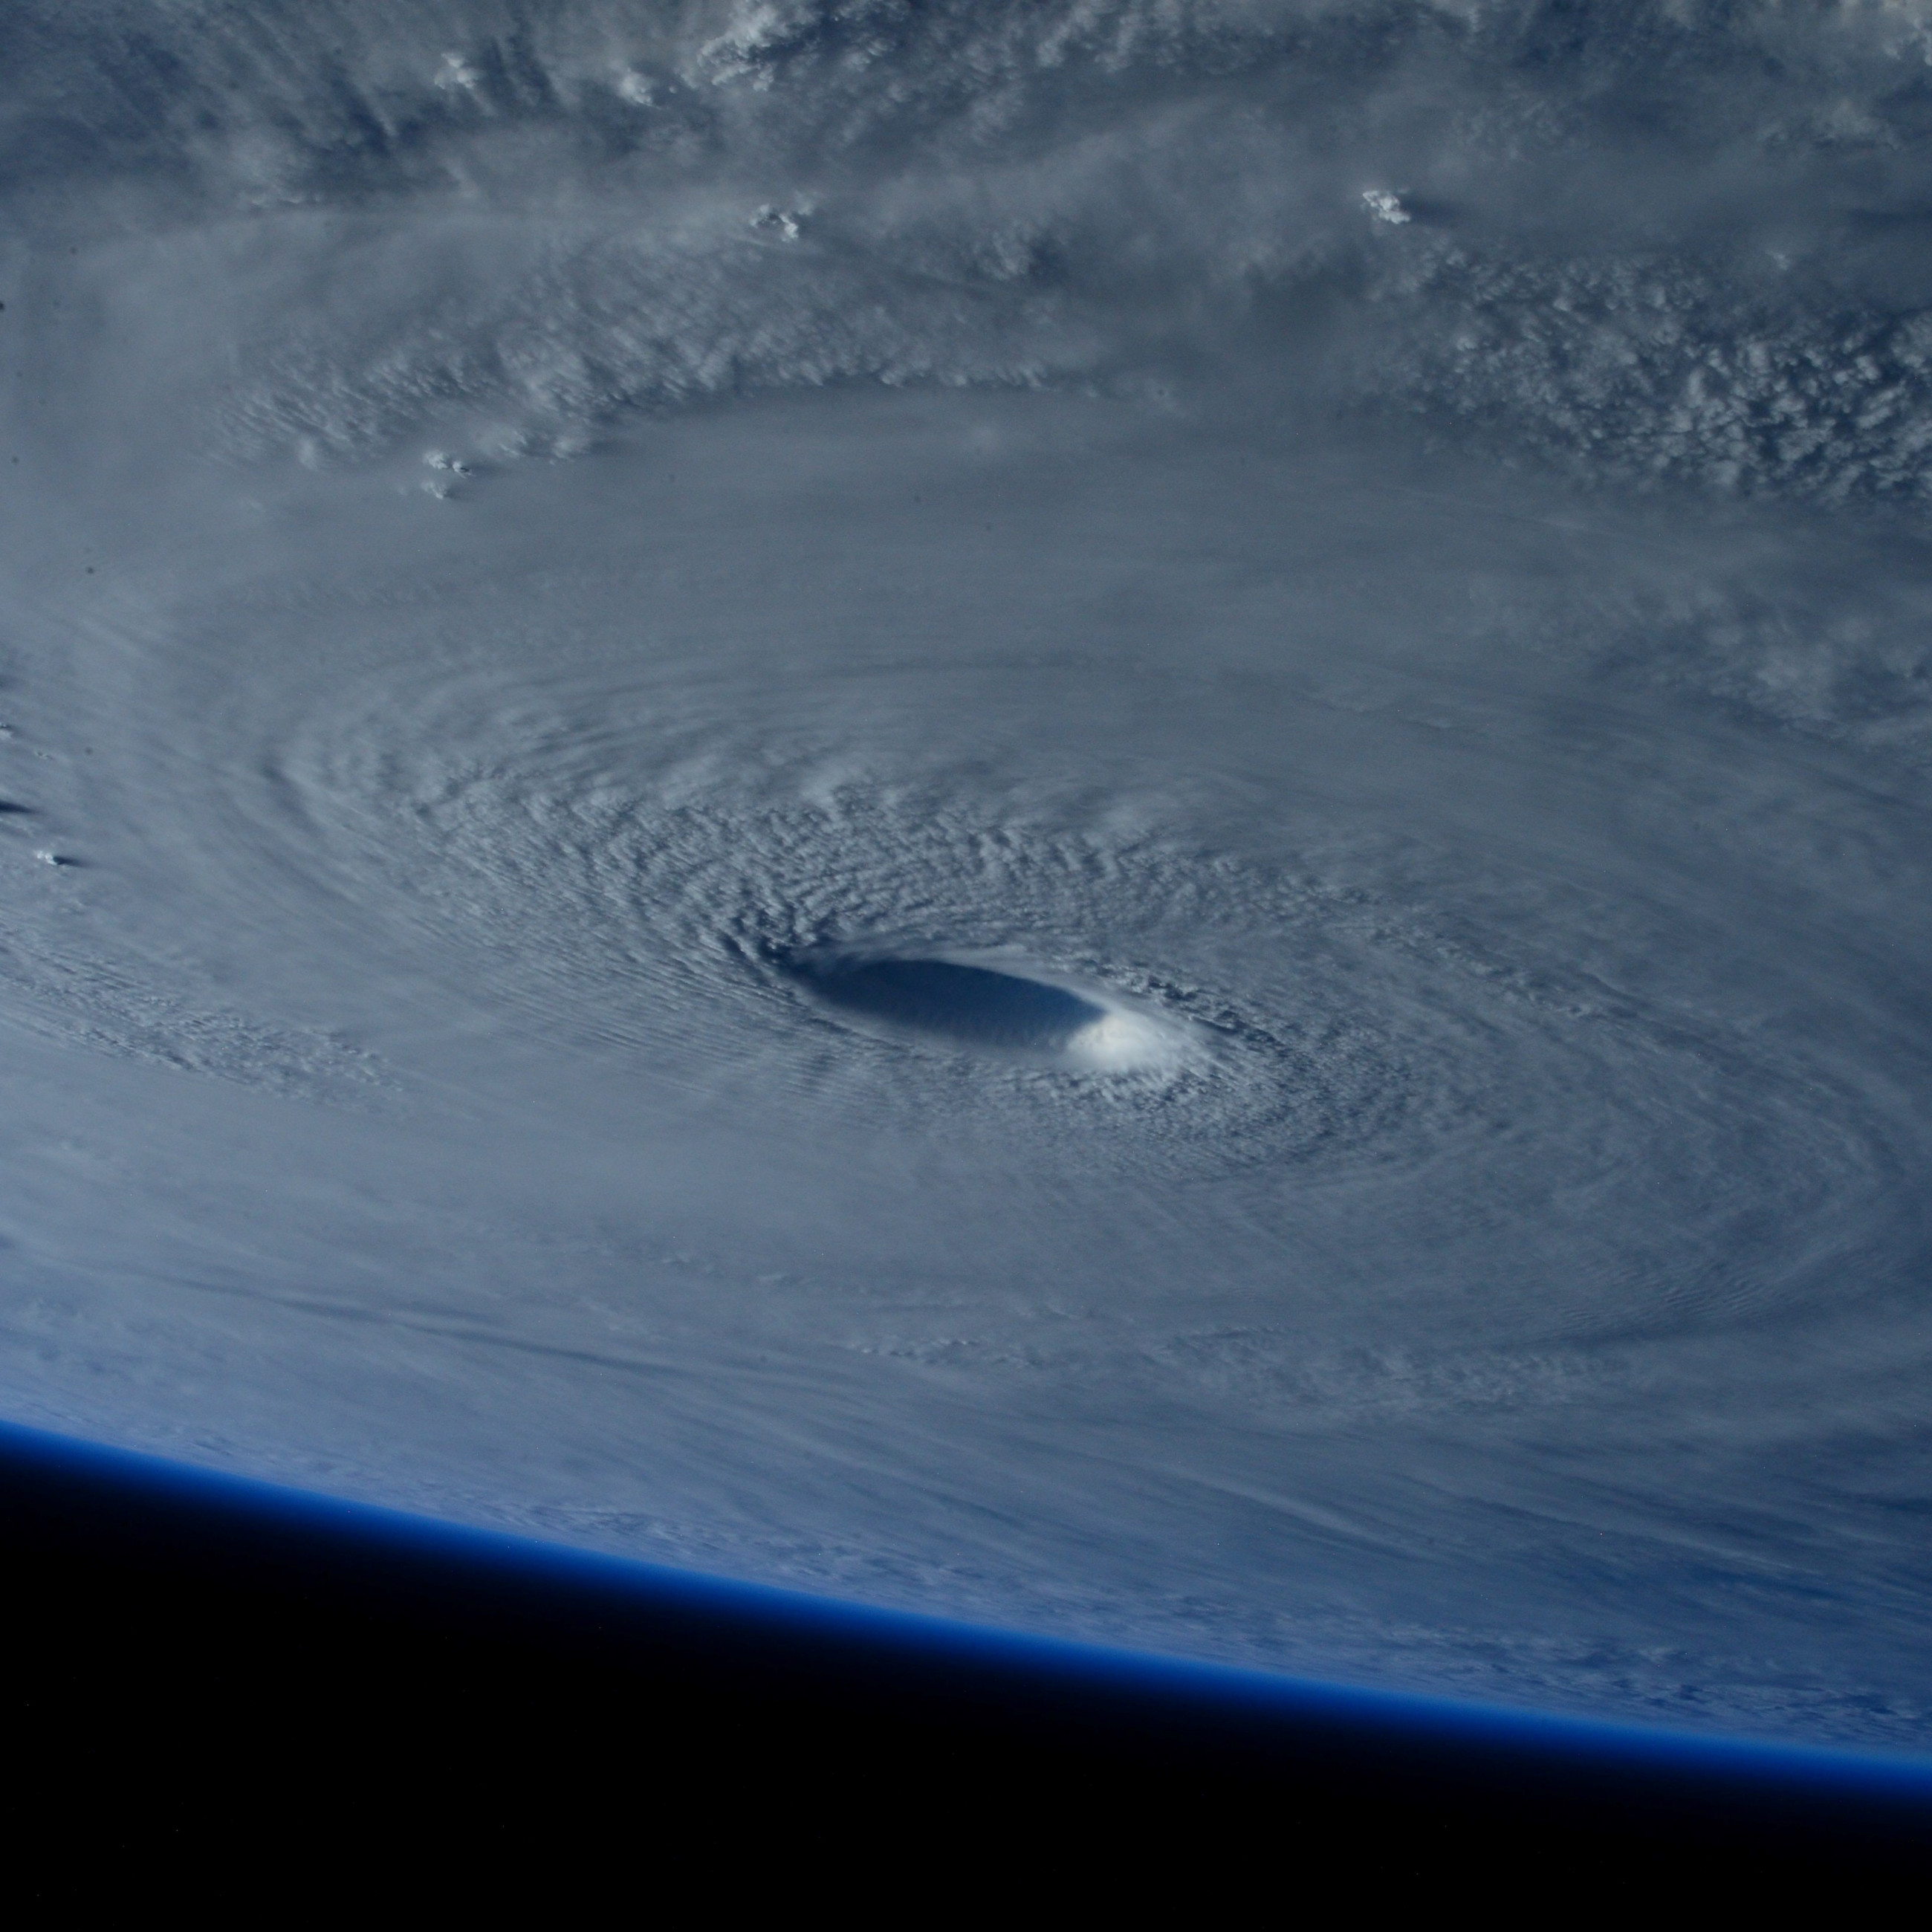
[[4, 2, 1932, 1746]]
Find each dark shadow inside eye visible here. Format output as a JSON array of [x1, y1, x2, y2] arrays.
[[790, 954, 1108, 1051]]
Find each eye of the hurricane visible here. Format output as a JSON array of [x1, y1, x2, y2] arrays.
[[783, 951, 1181, 1072]]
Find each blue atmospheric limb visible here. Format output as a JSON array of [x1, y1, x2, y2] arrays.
[[4, 1415, 1930, 1860]]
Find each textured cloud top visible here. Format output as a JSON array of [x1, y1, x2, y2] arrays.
[[4, 4, 1932, 1751], [11, 1, 1932, 502]]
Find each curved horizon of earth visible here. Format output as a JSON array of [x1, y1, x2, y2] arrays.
[[5, 0, 1932, 1751]]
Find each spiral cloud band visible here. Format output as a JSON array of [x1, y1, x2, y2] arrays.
[[4, 2, 1932, 1746]]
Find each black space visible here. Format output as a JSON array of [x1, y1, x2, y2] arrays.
[[6, 1434, 1925, 1900]]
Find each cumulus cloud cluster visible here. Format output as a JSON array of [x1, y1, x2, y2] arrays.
[[10, 1, 1932, 506]]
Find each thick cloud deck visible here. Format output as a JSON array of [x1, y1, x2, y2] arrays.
[[4, 3, 1932, 1754]]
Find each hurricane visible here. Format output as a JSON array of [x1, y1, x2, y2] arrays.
[[6, 0, 1932, 1748]]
